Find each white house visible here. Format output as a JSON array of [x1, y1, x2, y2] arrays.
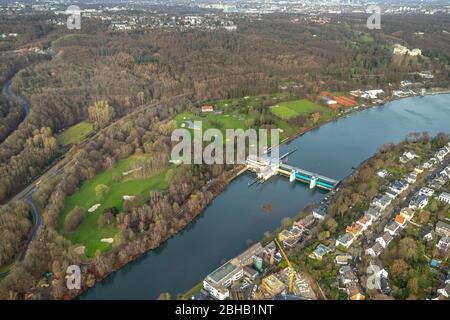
[[376, 232, 394, 248], [366, 242, 383, 257], [409, 194, 429, 210], [312, 206, 327, 220], [419, 187, 435, 197], [384, 221, 400, 236], [377, 170, 389, 178], [437, 284, 450, 298], [373, 195, 392, 211], [336, 233, 355, 249], [436, 236, 450, 251], [406, 173, 417, 184], [203, 261, 243, 300], [438, 192, 450, 204]]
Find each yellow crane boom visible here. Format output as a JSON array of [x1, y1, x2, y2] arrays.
[[274, 238, 295, 294]]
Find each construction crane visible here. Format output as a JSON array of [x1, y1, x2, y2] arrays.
[[274, 238, 296, 294]]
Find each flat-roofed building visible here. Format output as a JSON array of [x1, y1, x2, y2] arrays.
[[203, 261, 243, 300], [260, 274, 286, 297], [231, 243, 263, 267]]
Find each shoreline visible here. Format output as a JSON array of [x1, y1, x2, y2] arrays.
[[64, 89, 450, 300]]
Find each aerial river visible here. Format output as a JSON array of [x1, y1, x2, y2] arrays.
[[82, 93, 450, 299]]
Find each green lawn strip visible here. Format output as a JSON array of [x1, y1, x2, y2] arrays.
[[58, 155, 169, 257], [57, 121, 94, 146]]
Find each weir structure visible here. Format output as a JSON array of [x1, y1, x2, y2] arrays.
[[246, 152, 339, 191]]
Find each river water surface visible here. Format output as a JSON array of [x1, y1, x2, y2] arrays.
[[82, 94, 450, 299]]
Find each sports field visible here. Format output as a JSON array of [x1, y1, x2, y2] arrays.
[[270, 99, 327, 119]]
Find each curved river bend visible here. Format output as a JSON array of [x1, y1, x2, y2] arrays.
[[82, 94, 450, 300]]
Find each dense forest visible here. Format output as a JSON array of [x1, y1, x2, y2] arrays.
[[0, 12, 449, 299], [0, 201, 32, 268]]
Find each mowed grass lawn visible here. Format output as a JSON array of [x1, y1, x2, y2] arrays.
[[58, 155, 169, 257], [57, 121, 94, 146], [270, 99, 328, 120]]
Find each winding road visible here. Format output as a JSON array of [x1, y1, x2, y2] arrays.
[[0, 72, 41, 276]]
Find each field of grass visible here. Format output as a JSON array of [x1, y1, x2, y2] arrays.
[[58, 154, 169, 257], [270, 99, 329, 119], [359, 34, 375, 44], [57, 121, 94, 146]]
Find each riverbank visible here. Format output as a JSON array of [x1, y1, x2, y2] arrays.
[[72, 90, 450, 300]]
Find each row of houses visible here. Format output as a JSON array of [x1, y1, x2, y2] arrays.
[[366, 208, 414, 257], [336, 145, 449, 251], [336, 178, 412, 250], [367, 149, 450, 258]]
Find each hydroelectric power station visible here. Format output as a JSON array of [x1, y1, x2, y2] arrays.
[[246, 152, 339, 191]]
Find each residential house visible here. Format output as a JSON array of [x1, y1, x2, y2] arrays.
[[406, 172, 418, 184], [421, 226, 434, 242], [335, 255, 352, 265], [346, 282, 366, 300], [339, 266, 358, 285], [346, 222, 364, 237], [419, 187, 435, 197], [389, 180, 409, 195], [395, 215, 407, 228], [294, 214, 315, 229], [423, 160, 433, 169], [437, 284, 450, 298], [366, 242, 384, 257], [336, 233, 355, 249], [377, 170, 389, 178], [366, 206, 382, 221], [312, 206, 327, 220], [376, 232, 394, 248], [400, 151, 418, 163], [438, 192, 450, 204], [400, 208, 415, 221], [380, 276, 391, 295], [385, 190, 397, 199], [373, 195, 392, 211], [384, 221, 400, 236], [409, 194, 429, 210], [414, 165, 424, 174], [311, 244, 331, 260], [357, 215, 372, 230], [436, 221, 450, 237], [436, 236, 450, 251]]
